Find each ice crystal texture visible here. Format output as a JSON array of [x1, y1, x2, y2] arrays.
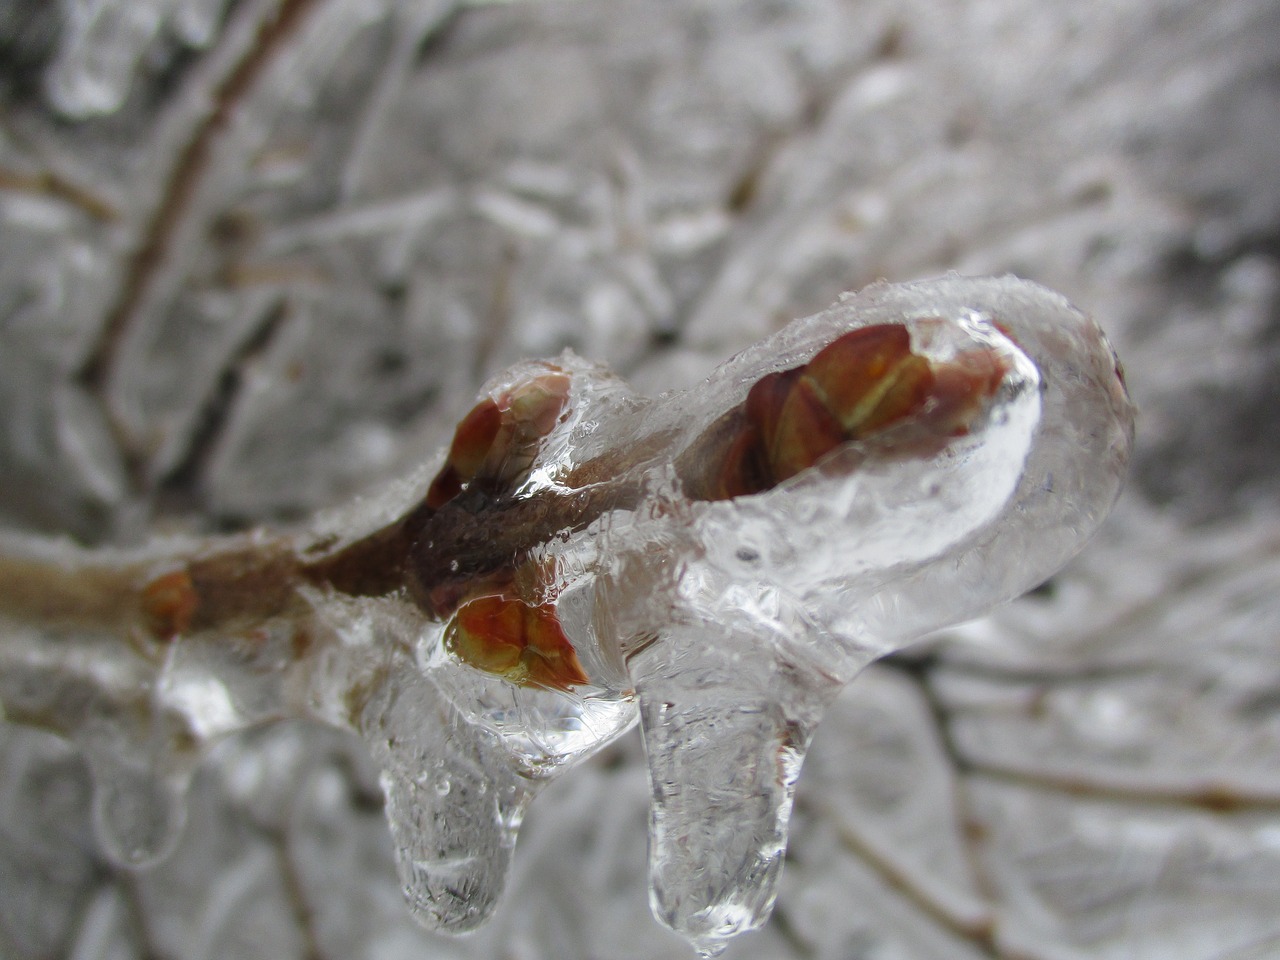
[[0, 275, 1132, 955], [3, 0, 1278, 957]]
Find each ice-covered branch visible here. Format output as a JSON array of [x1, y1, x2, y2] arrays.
[[0, 275, 1133, 955]]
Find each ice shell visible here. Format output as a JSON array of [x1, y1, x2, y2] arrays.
[[597, 275, 1133, 951]]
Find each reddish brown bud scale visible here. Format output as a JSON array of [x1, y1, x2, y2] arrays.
[[792, 324, 935, 441], [919, 349, 1009, 436], [708, 323, 1005, 498], [141, 569, 199, 641], [714, 420, 767, 501], [767, 374, 847, 482], [450, 398, 504, 479], [521, 602, 590, 690], [426, 398, 502, 510], [447, 593, 589, 692], [424, 372, 570, 512], [452, 593, 526, 673]]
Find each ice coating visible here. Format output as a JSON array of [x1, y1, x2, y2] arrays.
[[580, 277, 1132, 954], [0, 276, 1133, 956]]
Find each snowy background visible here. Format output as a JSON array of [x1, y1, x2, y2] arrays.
[[2, 0, 1279, 957]]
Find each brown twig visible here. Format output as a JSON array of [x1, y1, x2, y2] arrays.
[[0, 166, 118, 221], [965, 762, 1280, 814], [76, 0, 322, 418]]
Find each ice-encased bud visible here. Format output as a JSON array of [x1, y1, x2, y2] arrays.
[[577, 275, 1133, 954], [310, 588, 637, 934], [365, 275, 1129, 955]]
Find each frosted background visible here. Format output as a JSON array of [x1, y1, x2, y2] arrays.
[[1, 0, 1278, 957]]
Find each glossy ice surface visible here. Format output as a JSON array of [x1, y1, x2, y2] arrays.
[[0, 276, 1132, 955], [5, 1, 1275, 956]]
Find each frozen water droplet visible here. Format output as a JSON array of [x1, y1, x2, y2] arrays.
[[88, 755, 190, 868], [359, 664, 539, 933], [630, 617, 841, 953]]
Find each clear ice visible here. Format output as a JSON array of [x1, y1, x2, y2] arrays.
[[0, 276, 1134, 955]]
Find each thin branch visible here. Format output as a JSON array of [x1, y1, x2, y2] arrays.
[[76, 0, 324, 441], [964, 762, 1280, 814], [268, 828, 326, 960], [0, 166, 118, 221], [825, 814, 1008, 959], [115, 868, 169, 960]]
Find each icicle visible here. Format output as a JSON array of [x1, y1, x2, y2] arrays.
[[360, 666, 537, 932]]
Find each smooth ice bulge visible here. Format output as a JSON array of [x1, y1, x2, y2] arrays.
[[585, 278, 1130, 954], [0, 276, 1133, 955]]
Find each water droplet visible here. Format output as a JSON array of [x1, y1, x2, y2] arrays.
[[88, 758, 190, 868]]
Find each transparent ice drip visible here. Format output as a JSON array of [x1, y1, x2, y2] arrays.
[[0, 276, 1134, 956]]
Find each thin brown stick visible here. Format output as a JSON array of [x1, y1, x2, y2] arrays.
[[77, 0, 322, 401], [967, 762, 1280, 813], [0, 166, 118, 221]]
